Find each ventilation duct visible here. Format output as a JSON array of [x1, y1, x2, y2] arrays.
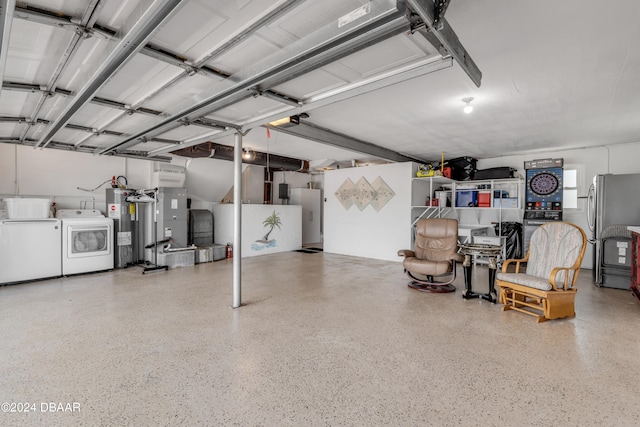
[[309, 158, 337, 170], [171, 142, 308, 172]]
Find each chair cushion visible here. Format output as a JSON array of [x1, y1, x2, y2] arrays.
[[496, 272, 552, 291], [414, 218, 459, 263], [403, 257, 452, 276], [526, 223, 584, 284]]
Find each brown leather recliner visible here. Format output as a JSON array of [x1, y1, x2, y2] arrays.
[[398, 218, 464, 292]]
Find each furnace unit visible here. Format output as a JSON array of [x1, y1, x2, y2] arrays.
[[155, 187, 188, 248]]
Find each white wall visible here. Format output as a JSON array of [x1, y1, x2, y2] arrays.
[[322, 141, 640, 265], [5, 140, 640, 267], [212, 204, 302, 257], [181, 157, 264, 209], [0, 144, 150, 213], [0, 144, 266, 214], [272, 171, 324, 204], [324, 162, 412, 262]]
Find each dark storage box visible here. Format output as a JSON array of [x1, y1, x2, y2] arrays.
[[446, 157, 477, 181], [474, 167, 516, 180]]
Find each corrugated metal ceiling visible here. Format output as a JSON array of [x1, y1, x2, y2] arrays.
[[1, 0, 468, 165]]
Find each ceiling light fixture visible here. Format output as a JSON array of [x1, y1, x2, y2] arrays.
[[462, 97, 474, 114], [267, 115, 301, 127], [242, 148, 255, 160], [268, 117, 291, 127]]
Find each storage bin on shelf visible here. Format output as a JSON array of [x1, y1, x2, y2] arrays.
[[2, 198, 52, 219], [435, 191, 451, 207], [494, 198, 518, 208], [478, 191, 491, 207], [456, 190, 478, 207]]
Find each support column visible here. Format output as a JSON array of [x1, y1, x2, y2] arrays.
[[232, 132, 242, 308], [264, 168, 273, 204]]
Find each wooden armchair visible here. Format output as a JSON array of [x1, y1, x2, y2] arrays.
[[496, 222, 587, 322]]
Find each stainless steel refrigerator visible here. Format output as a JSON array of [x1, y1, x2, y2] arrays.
[[587, 173, 640, 289]]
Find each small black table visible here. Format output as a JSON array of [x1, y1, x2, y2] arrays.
[[459, 243, 502, 303]]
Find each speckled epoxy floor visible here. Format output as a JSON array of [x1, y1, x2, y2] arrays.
[[1, 252, 639, 426]]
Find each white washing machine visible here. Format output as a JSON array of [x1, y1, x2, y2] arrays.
[[56, 209, 114, 276]]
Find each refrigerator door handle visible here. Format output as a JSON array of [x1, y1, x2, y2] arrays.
[[586, 183, 596, 232]]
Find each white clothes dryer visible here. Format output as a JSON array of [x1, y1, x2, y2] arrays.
[[56, 209, 114, 275]]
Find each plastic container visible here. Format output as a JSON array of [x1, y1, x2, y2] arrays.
[[435, 191, 450, 207], [456, 190, 478, 207], [494, 198, 518, 208], [478, 192, 491, 207], [2, 198, 52, 219]]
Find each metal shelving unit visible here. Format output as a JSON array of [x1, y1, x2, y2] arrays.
[[452, 178, 523, 230], [411, 176, 524, 250], [411, 176, 456, 227]]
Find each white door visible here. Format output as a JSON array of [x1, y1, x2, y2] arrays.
[[290, 188, 322, 245]]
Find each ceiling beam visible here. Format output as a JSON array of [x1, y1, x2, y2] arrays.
[[256, 90, 301, 107], [243, 58, 453, 138], [12, 0, 478, 160], [257, 12, 409, 90], [43, 0, 102, 90], [433, 0, 451, 27], [0, 136, 171, 162], [35, 0, 186, 149], [99, 0, 407, 155], [406, 0, 481, 87], [0, 0, 16, 89], [13, 4, 76, 28], [12, 3, 303, 103], [0, 116, 47, 125], [0, 115, 130, 137], [147, 57, 453, 157], [13, 2, 303, 149], [2, 81, 163, 117], [47, 141, 173, 162], [188, 117, 237, 131], [19, 0, 104, 142], [14, 4, 221, 78], [271, 121, 422, 163]]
